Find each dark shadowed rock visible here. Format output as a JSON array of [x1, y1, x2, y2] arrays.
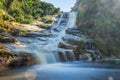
[[66, 28, 81, 36], [58, 51, 66, 62], [8, 52, 35, 68], [0, 32, 17, 43]]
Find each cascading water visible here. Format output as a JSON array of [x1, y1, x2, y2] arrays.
[[5, 12, 77, 64]]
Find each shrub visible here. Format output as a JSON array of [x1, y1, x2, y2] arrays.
[[42, 17, 55, 24], [37, 24, 50, 29]]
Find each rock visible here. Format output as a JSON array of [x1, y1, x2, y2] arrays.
[[58, 42, 77, 50], [0, 32, 17, 43], [53, 28, 61, 32], [23, 32, 52, 38], [62, 37, 79, 45], [8, 52, 35, 67], [65, 51, 75, 61], [58, 50, 75, 62], [62, 34, 81, 45], [58, 51, 66, 62], [66, 28, 82, 36], [0, 46, 14, 66]]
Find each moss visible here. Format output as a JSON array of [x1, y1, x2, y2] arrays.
[[37, 24, 50, 29]]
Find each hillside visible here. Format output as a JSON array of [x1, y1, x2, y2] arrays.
[[0, 0, 60, 67], [73, 0, 120, 57], [0, 0, 60, 34]]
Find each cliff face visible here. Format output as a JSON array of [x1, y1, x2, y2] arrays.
[[72, 0, 81, 11], [73, 0, 120, 57]]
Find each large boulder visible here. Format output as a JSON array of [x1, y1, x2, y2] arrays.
[[8, 52, 35, 67]]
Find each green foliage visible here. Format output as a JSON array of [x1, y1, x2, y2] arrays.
[[0, 9, 16, 33], [76, 0, 120, 56], [0, 0, 60, 34], [42, 17, 55, 24], [37, 24, 50, 29], [0, 0, 60, 24], [40, 2, 60, 16]]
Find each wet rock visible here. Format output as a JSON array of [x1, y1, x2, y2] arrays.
[[8, 52, 35, 67], [79, 53, 92, 61], [53, 28, 61, 32], [74, 50, 80, 60], [58, 50, 75, 62], [22, 32, 41, 38], [62, 37, 79, 45], [58, 42, 77, 50], [62, 34, 81, 45], [66, 28, 81, 36], [23, 32, 52, 38], [65, 51, 75, 61], [0, 32, 17, 43], [58, 51, 66, 62]]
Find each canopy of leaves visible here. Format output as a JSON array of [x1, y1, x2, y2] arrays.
[[0, 0, 60, 24]]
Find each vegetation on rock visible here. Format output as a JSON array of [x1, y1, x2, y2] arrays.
[[37, 24, 50, 29], [73, 0, 120, 57]]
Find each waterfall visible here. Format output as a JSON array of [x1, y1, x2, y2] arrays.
[[5, 11, 77, 64]]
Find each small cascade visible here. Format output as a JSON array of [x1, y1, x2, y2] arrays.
[[84, 39, 103, 61], [85, 41, 94, 50], [51, 13, 64, 29], [65, 50, 75, 61], [58, 49, 75, 62], [58, 51, 67, 62]]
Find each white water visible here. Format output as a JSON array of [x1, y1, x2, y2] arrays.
[[5, 12, 77, 64]]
